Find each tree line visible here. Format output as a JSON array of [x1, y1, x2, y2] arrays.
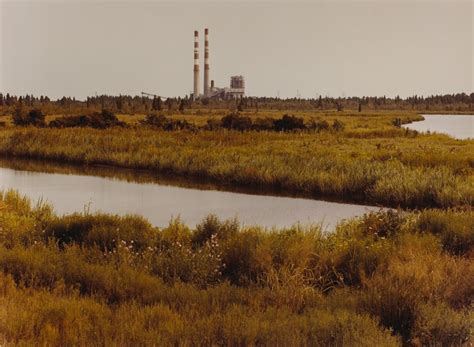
[[1, 92, 473, 115]]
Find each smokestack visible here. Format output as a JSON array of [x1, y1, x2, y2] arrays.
[[204, 28, 210, 97], [193, 30, 200, 99]]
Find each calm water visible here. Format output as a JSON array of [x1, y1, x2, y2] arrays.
[[402, 114, 473, 139], [0, 161, 380, 231]]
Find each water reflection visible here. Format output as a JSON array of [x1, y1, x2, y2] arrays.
[[0, 158, 381, 231]]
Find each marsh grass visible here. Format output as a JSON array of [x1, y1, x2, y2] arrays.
[[0, 123, 472, 209], [0, 191, 472, 345]]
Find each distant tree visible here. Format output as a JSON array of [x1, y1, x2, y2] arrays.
[[152, 96, 162, 111], [179, 99, 185, 113], [116, 96, 124, 112], [5, 93, 13, 106], [317, 95, 323, 108], [237, 99, 245, 112], [165, 98, 173, 111], [358, 101, 362, 112], [0, 93, 4, 106]]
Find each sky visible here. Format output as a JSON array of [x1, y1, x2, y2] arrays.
[[0, 0, 472, 100]]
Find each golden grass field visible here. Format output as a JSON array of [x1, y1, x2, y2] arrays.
[[0, 110, 472, 208], [0, 109, 472, 345]]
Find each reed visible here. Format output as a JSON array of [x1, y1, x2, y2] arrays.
[[0, 190, 472, 345], [0, 124, 472, 209]]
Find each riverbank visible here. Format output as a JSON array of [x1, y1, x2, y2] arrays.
[[0, 125, 472, 209], [0, 161, 382, 229]]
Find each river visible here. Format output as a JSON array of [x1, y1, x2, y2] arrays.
[[402, 114, 473, 139], [0, 159, 380, 231]]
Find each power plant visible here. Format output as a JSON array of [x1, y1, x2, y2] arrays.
[[192, 28, 245, 100]]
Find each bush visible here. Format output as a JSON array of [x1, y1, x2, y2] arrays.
[[140, 114, 195, 131], [412, 303, 473, 346], [273, 114, 306, 132], [140, 114, 167, 128], [192, 214, 239, 246], [416, 210, 474, 255], [204, 118, 221, 131], [49, 110, 124, 129], [13, 108, 46, 127], [221, 113, 253, 131], [45, 213, 156, 252], [252, 117, 275, 131]]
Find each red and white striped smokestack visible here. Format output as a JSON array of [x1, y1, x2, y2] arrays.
[[204, 28, 210, 97], [193, 30, 200, 99]]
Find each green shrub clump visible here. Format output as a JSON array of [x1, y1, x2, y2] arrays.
[[13, 108, 46, 127], [49, 110, 124, 129]]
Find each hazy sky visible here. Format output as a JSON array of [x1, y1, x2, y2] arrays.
[[1, 0, 472, 100]]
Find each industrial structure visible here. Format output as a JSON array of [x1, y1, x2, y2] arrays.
[[193, 30, 200, 98], [192, 28, 245, 100]]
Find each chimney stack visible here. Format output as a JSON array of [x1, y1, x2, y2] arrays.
[[193, 30, 200, 99], [204, 28, 210, 97]]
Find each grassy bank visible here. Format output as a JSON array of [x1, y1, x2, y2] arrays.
[[0, 190, 472, 345], [0, 123, 472, 209]]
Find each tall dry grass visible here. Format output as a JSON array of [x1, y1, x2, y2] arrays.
[[0, 125, 472, 209], [0, 190, 472, 345]]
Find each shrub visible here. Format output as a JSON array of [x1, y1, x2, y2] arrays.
[[140, 114, 167, 128], [13, 108, 46, 127], [140, 114, 194, 131], [412, 303, 473, 346], [273, 114, 306, 131], [252, 117, 275, 131], [192, 214, 239, 246], [49, 110, 124, 129], [204, 118, 221, 131], [221, 113, 253, 131], [359, 210, 406, 238], [45, 213, 156, 252], [416, 210, 474, 255]]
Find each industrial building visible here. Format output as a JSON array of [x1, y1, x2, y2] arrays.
[[192, 28, 245, 100]]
